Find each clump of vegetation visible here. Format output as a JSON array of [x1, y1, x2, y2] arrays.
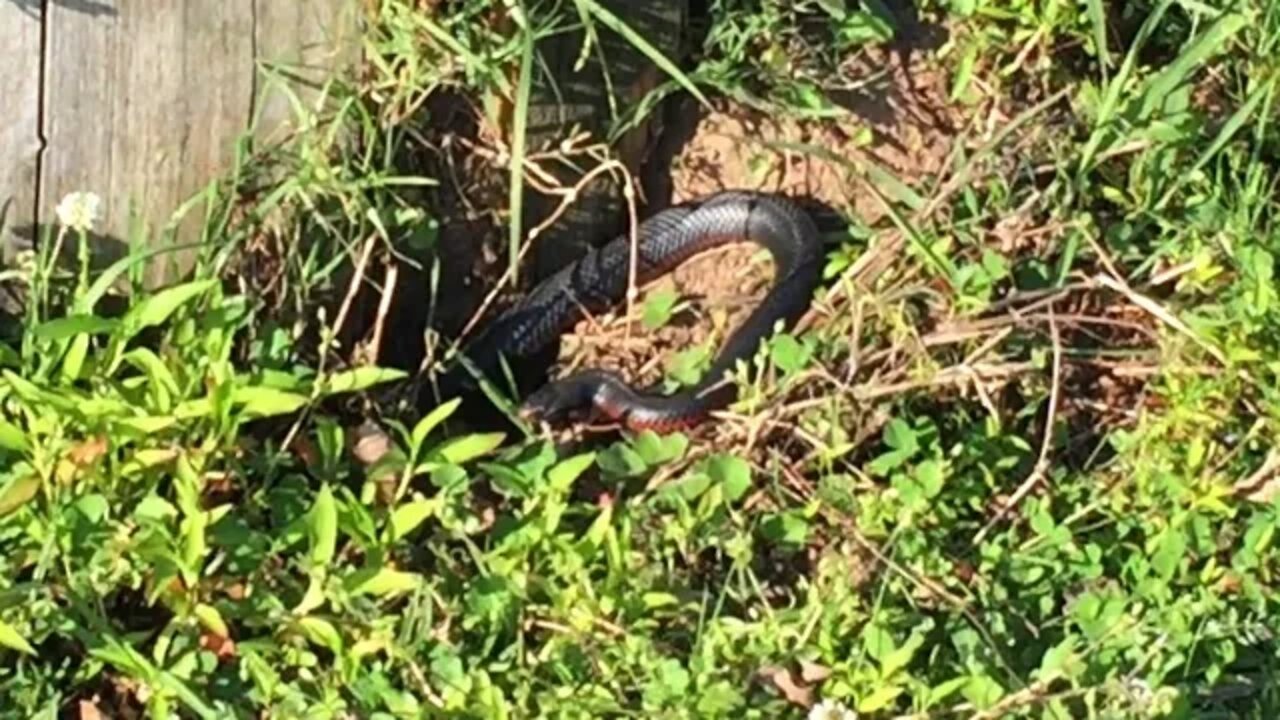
[[3, 1, 1280, 718]]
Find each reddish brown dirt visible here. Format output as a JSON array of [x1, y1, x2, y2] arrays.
[[556, 52, 962, 394]]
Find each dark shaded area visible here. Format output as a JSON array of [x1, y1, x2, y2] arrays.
[[6, 0, 117, 18]]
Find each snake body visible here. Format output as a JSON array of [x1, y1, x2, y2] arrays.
[[432, 190, 823, 431]]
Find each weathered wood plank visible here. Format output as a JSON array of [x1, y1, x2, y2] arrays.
[[0, 2, 42, 268], [254, 0, 361, 145], [41, 1, 256, 286]]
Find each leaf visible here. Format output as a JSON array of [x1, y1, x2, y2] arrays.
[[863, 622, 896, 663], [769, 334, 810, 375], [386, 498, 440, 541], [642, 289, 680, 329], [547, 452, 596, 493], [32, 314, 119, 340], [344, 566, 423, 598], [192, 604, 228, 638], [0, 473, 41, 517], [858, 685, 904, 714], [1152, 526, 1187, 580], [232, 386, 309, 419], [760, 511, 809, 547], [434, 432, 505, 465], [121, 279, 218, 339], [1135, 12, 1245, 121], [308, 484, 338, 567], [320, 366, 408, 396], [706, 454, 752, 502], [0, 618, 36, 655], [294, 576, 326, 616], [659, 472, 712, 502], [411, 397, 461, 453], [0, 420, 28, 452], [297, 616, 343, 654]]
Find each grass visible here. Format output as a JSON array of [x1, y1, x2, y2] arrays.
[[3, 0, 1280, 718]]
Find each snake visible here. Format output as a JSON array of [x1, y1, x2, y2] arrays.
[[426, 190, 824, 432]]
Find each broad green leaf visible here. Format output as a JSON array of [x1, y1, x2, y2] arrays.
[[297, 616, 343, 654], [345, 566, 423, 598], [547, 452, 596, 493], [435, 432, 505, 465], [707, 454, 751, 502], [123, 348, 181, 398], [309, 484, 338, 567], [192, 604, 228, 638], [232, 386, 309, 418], [59, 333, 90, 384], [115, 415, 179, 435], [386, 498, 441, 541], [858, 685, 904, 714], [32, 314, 118, 339], [0, 420, 28, 452], [0, 618, 35, 655], [642, 289, 680, 330], [321, 366, 408, 396], [294, 575, 327, 616], [0, 473, 41, 517], [121, 279, 218, 338]]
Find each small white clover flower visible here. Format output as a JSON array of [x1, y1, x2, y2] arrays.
[[55, 191, 101, 233], [809, 699, 857, 720]]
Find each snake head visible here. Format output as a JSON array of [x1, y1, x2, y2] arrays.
[[518, 370, 630, 427]]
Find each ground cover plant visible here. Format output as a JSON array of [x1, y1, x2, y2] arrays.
[[2, 0, 1280, 718]]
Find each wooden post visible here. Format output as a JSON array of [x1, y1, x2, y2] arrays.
[[0, 3, 42, 270], [0, 2, 359, 290]]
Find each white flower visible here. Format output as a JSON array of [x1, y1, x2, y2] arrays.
[[809, 699, 857, 720], [54, 191, 101, 233]]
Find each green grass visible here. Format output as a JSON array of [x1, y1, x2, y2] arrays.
[[4, 0, 1280, 718]]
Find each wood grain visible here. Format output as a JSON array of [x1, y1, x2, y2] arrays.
[[0, 2, 43, 266], [254, 0, 361, 145], [40, 1, 256, 285]]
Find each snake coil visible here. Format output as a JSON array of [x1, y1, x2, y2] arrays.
[[428, 190, 823, 431]]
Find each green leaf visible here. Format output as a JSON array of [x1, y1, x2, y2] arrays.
[[232, 386, 309, 418], [32, 314, 118, 339], [296, 616, 344, 654], [309, 484, 338, 567], [1152, 526, 1187, 580], [434, 432, 505, 465], [1136, 12, 1245, 121], [642, 289, 680, 329], [121, 279, 218, 339], [760, 511, 809, 546], [858, 685, 904, 714], [0, 618, 36, 655], [192, 604, 228, 638], [547, 452, 596, 493], [0, 420, 28, 452], [345, 566, 423, 598], [320, 366, 408, 396], [769, 333, 811, 375], [0, 473, 41, 517], [386, 498, 440, 542], [706, 454, 751, 502], [659, 472, 712, 502], [412, 397, 461, 453]]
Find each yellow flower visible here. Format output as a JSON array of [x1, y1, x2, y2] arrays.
[[54, 191, 101, 233]]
